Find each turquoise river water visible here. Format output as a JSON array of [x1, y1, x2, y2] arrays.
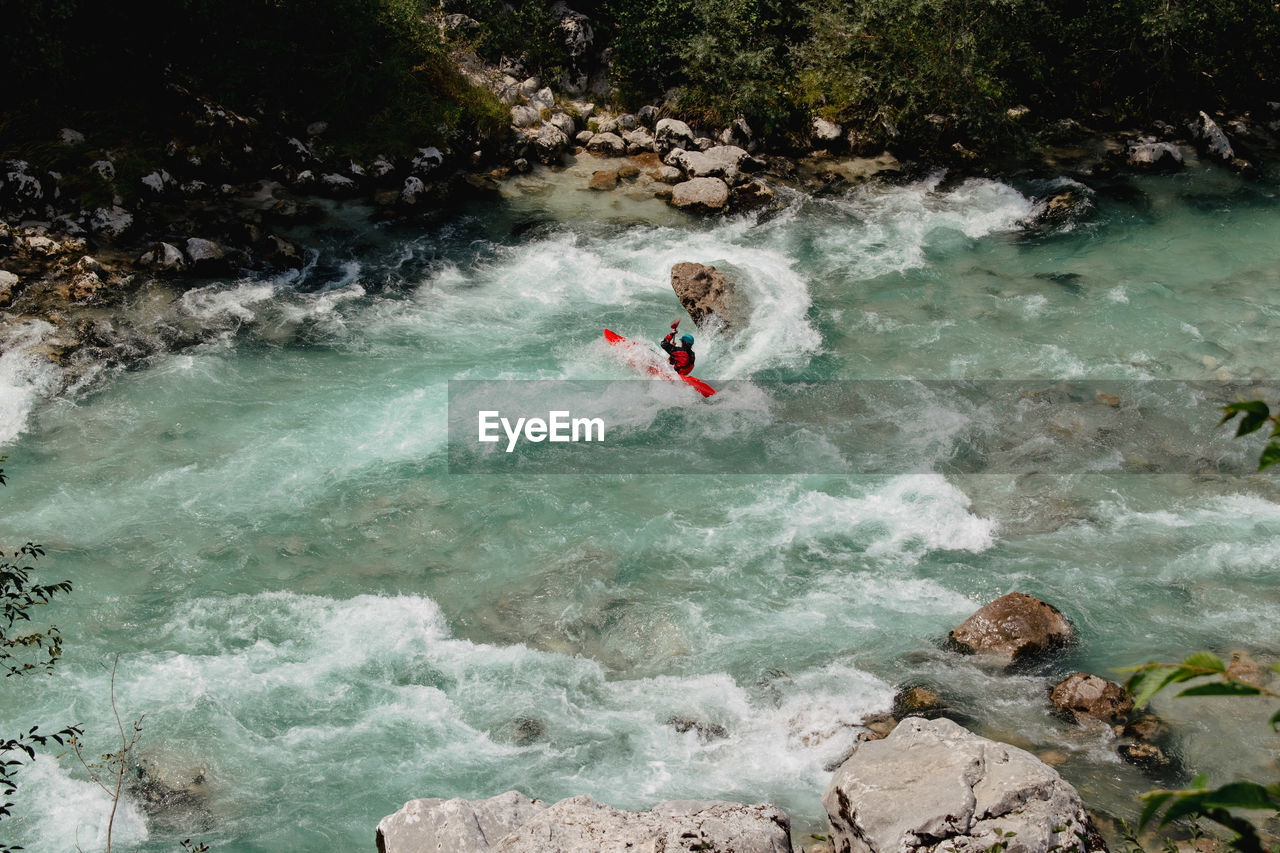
[[2, 155, 1279, 851]]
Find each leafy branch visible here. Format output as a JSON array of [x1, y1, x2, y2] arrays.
[[1118, 652, 1280, 852], [1220, 401, 1280, 471]]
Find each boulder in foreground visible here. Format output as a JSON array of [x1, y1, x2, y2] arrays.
[[822, 717, 1106, 853], [947, 592, 1074, 665], [376, 790, 792, 853]]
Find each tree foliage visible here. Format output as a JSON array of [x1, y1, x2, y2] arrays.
[[1120, 653, 1280, 852]]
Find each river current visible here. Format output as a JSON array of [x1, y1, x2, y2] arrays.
[[2, 155, 1279, 850]]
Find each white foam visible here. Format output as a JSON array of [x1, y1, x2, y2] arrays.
[[15, 758, 149, 851], [0, 319, 61, 445], [723, 475, 996, 561], [179, 280, 279, 322], [813, 174, 1034, 280]]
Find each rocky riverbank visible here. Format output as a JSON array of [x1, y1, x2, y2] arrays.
[[373, 590, 1278, 852], [3, 28, 1277, 388]]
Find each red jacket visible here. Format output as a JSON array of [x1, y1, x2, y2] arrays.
[[661, 334, 695, 375]]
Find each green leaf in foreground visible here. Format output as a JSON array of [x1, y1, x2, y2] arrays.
[[1259, 439, 1280, 471], [1181, 651, 1226, 673], [1177, 681, 1263, 698]]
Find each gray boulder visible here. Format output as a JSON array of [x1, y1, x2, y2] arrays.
[[947, 592, 1074, 666], [670, 146, 749, 182], [532, 124, 570, 164], [138, 242, 186, 272], [574, 130, 595, 146], [528, 87, 556, 112], [495, 796, 791, 853], [822, 717, 1105, 853], [623, 128, 656, 152], [1193, 111, 1234, 161], [90, 159, 116, 181], [549, 111, 577, 137], [1127, 140, 1183, 172], [89, 206, 134, 239], [377, 791, 547, 853], [812, 117, 843, 142], [655, 118, 696, 155], [638, 105, 659, 127], [585, 132, 627, 157], [401, 176, 426, 205], [0, 269, 18, 305], [184, 237, 226, 268], [511, 105, 542, 128], [376, 792, 791, 853], [670, 177, 730, 213], [412, 147, 444, 175]]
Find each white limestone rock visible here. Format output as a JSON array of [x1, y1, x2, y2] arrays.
[[139, 242, 186, 271], [412, 147, 444, 174], [89, 206, 134, 238], [511, 105, 542, 128], [184, 237, 225, 265], [376, 791, 791, 853], [532, 124, 570, 164], [822, 717, 1104, 853], [549, 111, 576, 137], [585, 132, 627, 157], [812, 117, 844, 141], [670, 177, 730, 213], [376, 791, 547, 853], [655, 118, 695, 154], [670, 145, 748, 182], [528, 86, 555, 112]]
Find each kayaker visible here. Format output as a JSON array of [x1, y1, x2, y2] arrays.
[[660, 319, 695, 376]]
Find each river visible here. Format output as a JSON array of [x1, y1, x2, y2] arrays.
[[2, 154, 1279, 851]]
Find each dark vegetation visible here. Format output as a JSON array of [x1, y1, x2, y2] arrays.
[[4, 0, 1278, 164], [458, 0, 1280, 153]]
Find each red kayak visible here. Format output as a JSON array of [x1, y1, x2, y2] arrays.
[[604, 329, 716, 397]]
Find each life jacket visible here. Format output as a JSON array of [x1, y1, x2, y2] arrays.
[[669, 348, 694, 375]]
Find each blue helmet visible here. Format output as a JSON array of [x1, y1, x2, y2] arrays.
[[681, 334, 694, 346]]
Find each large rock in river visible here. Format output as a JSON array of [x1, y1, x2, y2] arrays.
[[671, 177, 730, 213], [947, 592, 1074, 665], [1050, 672, 1133, 724], [671, 261, 741, 330], [376, 791, 792, 853], [822, 717, 1105, 853]]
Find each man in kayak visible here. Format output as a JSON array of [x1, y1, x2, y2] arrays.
[[660, 320, 695, 376]]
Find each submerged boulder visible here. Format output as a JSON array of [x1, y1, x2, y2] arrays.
[[376, 791, 792, 853], [947, 592, 1074, 666], [822, 717, 1106, 853]]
